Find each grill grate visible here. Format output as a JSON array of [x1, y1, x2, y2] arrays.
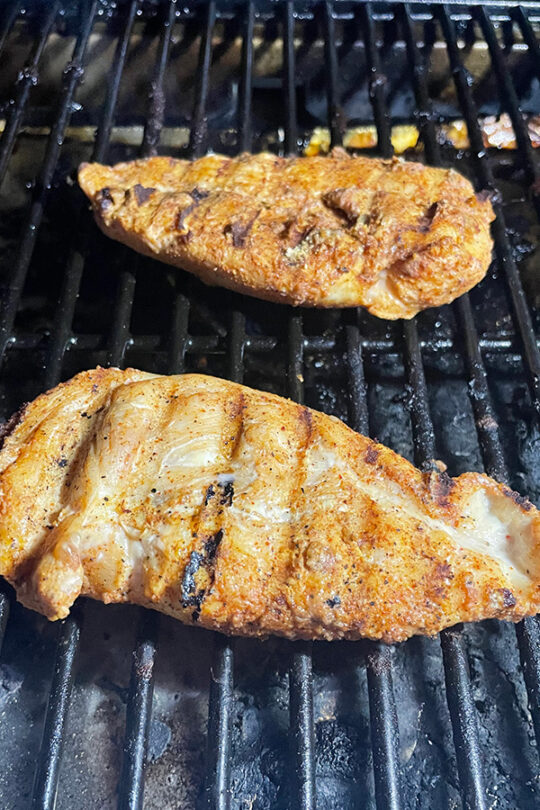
[[1, 2, 540, 808]]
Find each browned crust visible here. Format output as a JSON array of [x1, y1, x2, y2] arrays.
[[78, 151, 495, 320]]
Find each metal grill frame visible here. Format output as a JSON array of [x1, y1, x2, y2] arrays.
[[0, 2, 540, 809]]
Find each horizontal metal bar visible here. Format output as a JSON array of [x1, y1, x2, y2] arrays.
[[2, 329, 536, 356]]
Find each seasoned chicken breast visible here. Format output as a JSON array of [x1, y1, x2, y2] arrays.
[[0, 368, 537, 642], [78, 150, 494, 320]]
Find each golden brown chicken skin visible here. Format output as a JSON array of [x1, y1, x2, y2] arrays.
[[0, 368, 538, 642], [78, 150, 494, 320]]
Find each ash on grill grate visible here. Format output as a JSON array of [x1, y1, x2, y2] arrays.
[[1, 1, 540, 809]]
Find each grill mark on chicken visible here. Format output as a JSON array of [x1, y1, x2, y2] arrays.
[[181, 551, 204, 607], [175, 188, 210, 238], [204, 480, 234, 507], [79, 152, 495, 320], [224, 210, 260, 248], [286, 408, 315, 591], [181, 528, 224, 619], [96, 187, 114, 211], [321, 189, 360, 225], [133, 184, 156, 205], [220, 481, 234, 506], [416, 201, 438, 233]]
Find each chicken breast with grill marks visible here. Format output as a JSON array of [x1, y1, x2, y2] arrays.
[[0, 368, 538, 642], [78, 150, 494, 320]]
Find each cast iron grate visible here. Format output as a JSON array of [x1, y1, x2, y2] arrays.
[[0, 1, 540, 808]]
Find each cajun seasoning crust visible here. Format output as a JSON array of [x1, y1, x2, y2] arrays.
[[78, 150, 495, 320], [1, 368, 539, 642]]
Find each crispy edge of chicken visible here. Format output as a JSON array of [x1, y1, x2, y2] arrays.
[[0, 367, 538, 642], [78, 150, 495, 320]]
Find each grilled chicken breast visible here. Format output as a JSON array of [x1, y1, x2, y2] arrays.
[[78, 151, 494, 320], [0, 368, 538, 642]]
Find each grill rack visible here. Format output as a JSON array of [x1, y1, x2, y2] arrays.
[[0, 1, 539, 808]]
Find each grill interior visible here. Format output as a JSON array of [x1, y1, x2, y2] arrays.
[[1, 1, 540, 808]]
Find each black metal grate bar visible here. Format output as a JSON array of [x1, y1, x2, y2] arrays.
[[289, 642, 316, 810], [203, 10, 255, 804], [286, 315, 316, 806], [34, 2, 170, 805], [439, 627, 487, 810], [282, 6, 316, 806], [399, 7, 489, 808], [238, 1, 255, 153], [360, 3, 393, 160], [205, 636, 234, 810], [198, 4, 235, 806], [31, 614, 82, 810], [189, 1, 217, 158], [142, 0, 178, 158], [287, 319, 316, 810], [0, 0, 99, 368], [345, 326, 402, 810], [167, 291, 191, 373], [365, 642, 402, 810], [439, 4, 540, 412], [202, 315, 245, 810], [323, 1, 342, 148], [116, 4, 178, 807], [288, 314, 316, 810], [454, 296, 509, 480], [6, 326, 538, 355], [287, 305, 317, 807], [93, 0, 140, 164], [118, 613, 159, 810], [516, 617, 540, 747], [283, 1, 298, 156], [344, 8, 403, 809], [0, 0, 60, 185]]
